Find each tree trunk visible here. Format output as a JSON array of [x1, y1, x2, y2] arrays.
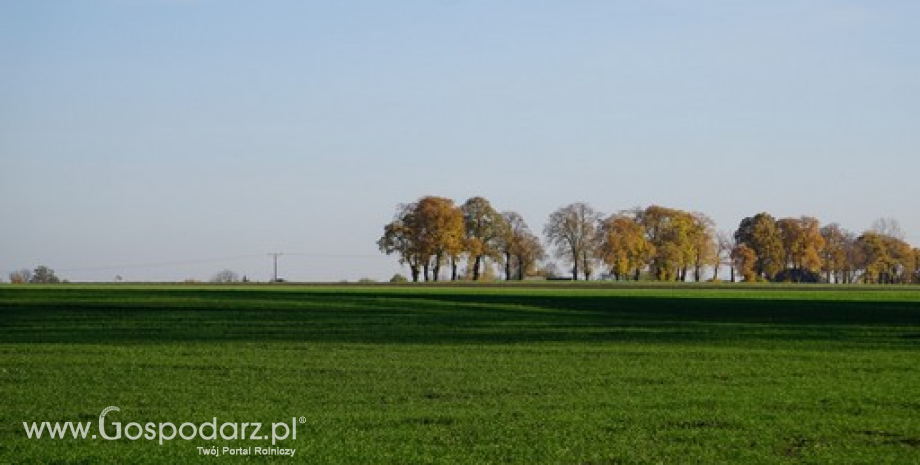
[[451, 258, 458, 281], [472, 255, 483, 281], [504, 252, 513, 281], [411, 266, 420, 283], [423, 264, 430, 282], [572, 256, 579, 281]]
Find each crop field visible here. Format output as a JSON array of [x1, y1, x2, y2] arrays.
[[1, 284, 918, 463]]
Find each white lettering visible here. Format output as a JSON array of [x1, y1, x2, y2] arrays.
[[199, 418, 217, 440], [249, 422, 262, 440], [219, 422, 238, 440], [158, 422, 177, 445]]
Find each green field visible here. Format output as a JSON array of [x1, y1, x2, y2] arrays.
[[1, 284, 918, 463]]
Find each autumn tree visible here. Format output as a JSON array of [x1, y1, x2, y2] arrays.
[[795, 217, 825, 274], [598, 214, 654, 281], [905, 246, 919, 284], [378, 213, 424, 282], [500, 212, 545, 280], [635, 206, 698, 281], [820, 223, 850, 283], [544, 202, 601, 280], [9, 269, 32, 284], [462, 197, 507, 281], [858, 232, 891, 284], [735, 213, 784, 281], [731, 244, 757, 282], [514, 230, 546, 280], [883, 235, 913, 284], [775, 216, 825, 282], [854, 231, 914, 284], [883, 234, 912, 284], [690, 213, 717, 282], [378, 196, 464, 282], [413, 196, 465, 281]]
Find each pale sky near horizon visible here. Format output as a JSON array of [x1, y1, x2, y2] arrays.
[[2, 1, 919, 282]]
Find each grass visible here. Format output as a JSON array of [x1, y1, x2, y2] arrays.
[[0, 284, 918, 463]]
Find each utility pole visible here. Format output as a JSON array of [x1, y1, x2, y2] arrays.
[[267, 253, 283, 283]]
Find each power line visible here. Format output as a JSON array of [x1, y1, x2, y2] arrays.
[[38, 252, 389, 282], [260, 252, 385, 282], [283, 252, 381, 259], [56, 254, 265, 273]]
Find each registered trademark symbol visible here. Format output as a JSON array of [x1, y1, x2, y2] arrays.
[[299, 416, 306, 424]]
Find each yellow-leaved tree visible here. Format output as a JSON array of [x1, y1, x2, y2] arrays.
[[598, 214, 654, 281]]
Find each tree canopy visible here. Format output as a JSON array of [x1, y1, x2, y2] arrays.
[[379, 197, 919, 285]]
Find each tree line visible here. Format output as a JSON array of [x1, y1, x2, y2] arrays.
[[377, 196, 545, 282], [8, 266, 62, 284], [379, 196, 920, 284]]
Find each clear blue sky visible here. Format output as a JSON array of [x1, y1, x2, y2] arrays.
[[2, 1, 918, 282]]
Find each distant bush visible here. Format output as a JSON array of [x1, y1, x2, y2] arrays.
[[9, 269, 32, 284], [211, 270, 241, 283], [389, 274, 408, 284], [28, 266, 60, 284]]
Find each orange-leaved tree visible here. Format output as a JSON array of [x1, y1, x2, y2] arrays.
[[378, 196, 465, 282]]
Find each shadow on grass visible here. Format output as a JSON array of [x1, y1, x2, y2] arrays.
[[1, 288, 919, 345]]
